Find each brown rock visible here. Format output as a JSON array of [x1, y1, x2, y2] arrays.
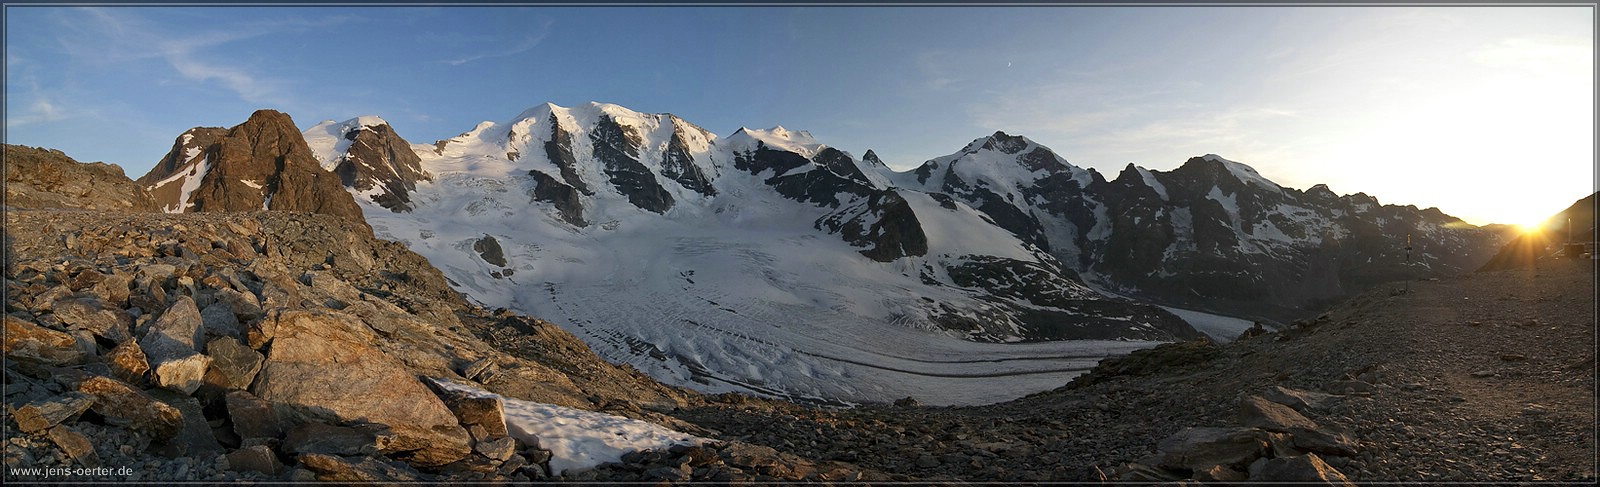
[[475, 436, 517, 462], [1248, 453, 1354, 485], [136, 110, 367, 224], [91, 272, 134, 307], [2, 144, 159, 211], [251, 310, 470, 466], [106, 340, 151, 385], [140, 296, 211, 394], [1149, 427, 1268, 471], [1289, 426, 1360, 457], [1261, 385, 1340, 412], [203, 336, 263, 390], [47, 425, 101, 468], [11, 392, 94, 433], [78, 376, 183, 441], [4, 315, 87, 366], [1240, 395, 1320, 433], [53, 296, 135, 344], [225, 391, 282, 441], [433, 387, 510, 438], [283, 422, 391, 457], [298, 453, 422, 482], [200, 301, 243, 341], [226, 445, 285, 475], [1193, 464, 1247, 482], [331, 119, 432, 212]]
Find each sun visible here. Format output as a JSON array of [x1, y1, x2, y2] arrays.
[[1514, 218, 1549, 237]]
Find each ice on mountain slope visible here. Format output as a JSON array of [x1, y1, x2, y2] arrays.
[[430, 379, 706, 474], [356, 102, 1189, 406], [305, 116, 390, 171], [1201, 153, 1284, 195], [148, 155, 210, 214]]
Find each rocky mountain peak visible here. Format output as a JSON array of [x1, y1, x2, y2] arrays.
[[304, 116, 432, 213], [979, 131, 1030, 154], [138, 110, 366, 224]]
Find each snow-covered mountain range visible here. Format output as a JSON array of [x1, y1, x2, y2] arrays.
[[138, 102, 1506, 404]]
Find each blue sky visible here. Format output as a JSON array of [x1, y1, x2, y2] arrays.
[[5, 5, 1593, 226]]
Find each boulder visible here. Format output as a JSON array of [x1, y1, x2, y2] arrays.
[[105, 340, 151, 385], [140, 296, 212, 394], [78, 376, 183, 441], [4, 315, 87, 366], [200, 301, 244, 340], [47, 425, 101, 468], [53, 296, 134, 343], [251, 310, 470, 466], [1148, 427, 1268, 471], [434, 389, 509, 438], [147, 389, 224, 458], [224, 391, 282, 442], [1240, 395, 1320, 433], [298, 453, 423, 482], [475, 436, 518, 462], [1261, 385, 1340, 412], [11, 392, 94, 433], [225, 445, 285, 475], [284, 422, 388, 457], [1248, 453, 1354, 485], [1289, 426, 1360, 457], [203, 336, 263, 391]]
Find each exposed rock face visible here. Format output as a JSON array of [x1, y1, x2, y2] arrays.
[[137, 110, 366, 223], [661, 115, 717, 197], [3, 144, 158, 211], [592, 114, 674, 213], [251, 309, 472, 466], [900, 137, 1508, 323], [333, 122, 432, 212]]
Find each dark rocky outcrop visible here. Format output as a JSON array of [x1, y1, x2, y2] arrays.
[[528, 170, 586, 226], [3, 144, 158, 211], [331, 122, 432, 212], [591, 115, 673, 214], [473, 235, 507, 267], [660, 115, 716, 197], [137, 110, 366, 224]]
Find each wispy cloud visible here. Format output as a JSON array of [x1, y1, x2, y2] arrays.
[[57, 7, 353, 108], [442, 19, 554, 66]]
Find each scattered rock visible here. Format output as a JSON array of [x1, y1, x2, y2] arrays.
[[1261, 385, 1340, 412], [1147, 427, 1267, 471], [11, 392, 94, 433], [225, 445, 284, 475], [53, 296, 134, 344], [78, 376, 183, 441], [475, 436, 518, 462], [4, 315, 88, 366], [284, 422, 385, 457], [1240, 395, 1320, 433], [298, 452, 423, 482], [202, 336, 263, 390], [224, 391, 281, 442], [1248, 453, 1354, 485], [47, 425, 101, 468], [105, 340, 151, 385]]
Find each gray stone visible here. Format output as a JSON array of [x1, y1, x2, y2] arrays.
[[147, 389, 224, 458], [224, 390, 281, 441], [202, 336, 263, 390], [225, 445, 284, 475], [47, 425, 101, 468], [200, 301, 243, 341], [53, 296, 134, 344], [140, 296, 211, 393], [11, 392, 94, 433]]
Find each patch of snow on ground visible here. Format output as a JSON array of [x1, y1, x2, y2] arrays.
[[429, 379, 707, 475]]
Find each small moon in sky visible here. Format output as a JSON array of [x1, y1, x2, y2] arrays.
[[1006, 62, 1012, 67]]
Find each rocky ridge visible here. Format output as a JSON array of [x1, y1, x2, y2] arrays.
[[3, 145, 158, 212], [136, 110, 365, 223]]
